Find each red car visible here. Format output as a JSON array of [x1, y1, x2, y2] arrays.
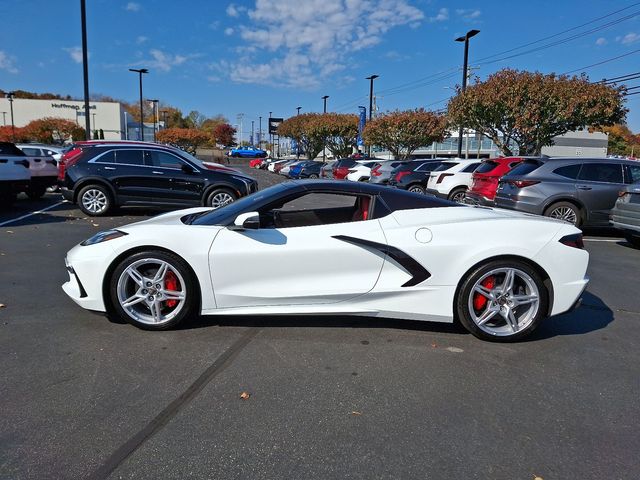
[[249, 158, 264, 168], [464, 157, 524, 206], [332, 158, 359, 180]]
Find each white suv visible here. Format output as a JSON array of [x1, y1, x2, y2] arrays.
[[426, 159, 482, 202]]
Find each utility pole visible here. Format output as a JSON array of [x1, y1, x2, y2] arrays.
[[455, 29, 480, 158], [296, 106, 301, 115], [80, 0, 91, 140], [251, 120, 254, 146], [6, 92, 15, 139], [129, 68, 148, 140], [365, 75, 379, 156], [259, 116, 262, 149], [322, 95, 329, 162], [269, 111, 272, 153]]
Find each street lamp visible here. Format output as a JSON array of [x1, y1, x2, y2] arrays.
[[129, 68, 148, 141], [6, 91, 15, 139], [161, 109, 168, 129], [455, 29, 480, 158], [259, 116, 262, 148], [321, 96, 330, 161], [147, 99, 158, 141], [296, 106, 301, 115], [237, 113, 244, 145], [80, 0, 91, 140], [365, 75, 379, 155], [251, 120, 255, 146], [322, 95, 329, 113], [92, 113, 96, 137]]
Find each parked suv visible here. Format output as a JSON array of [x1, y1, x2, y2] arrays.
[[426, 159, 481, 202], [59, 143, 258, 216], [610, 182, 640, 248], [368, 160, 405, 184], [494, 157, 640, 227], [464, 157, 524, 206], [0, 141, 57, 198], [387, 159, 444, 194]]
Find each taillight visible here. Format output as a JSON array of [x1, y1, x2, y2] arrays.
[[395, 171, 410, 181], [57, 161, 66, 181], [559, 233, 584, 249], [371, 165, 381, 176], [508, 180, 540, 188], [437, 173, 454, 184]]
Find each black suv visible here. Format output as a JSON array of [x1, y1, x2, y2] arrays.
[[59, 143, 258, 216], [387, 159, 444, 194]]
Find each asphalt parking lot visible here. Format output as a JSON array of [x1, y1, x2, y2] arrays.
[[1, 166, 639, 480]]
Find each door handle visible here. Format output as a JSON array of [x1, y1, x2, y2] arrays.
[[103, 166, 116, 170], [152, 171, 164, 175], [577, 186, 592, 191]]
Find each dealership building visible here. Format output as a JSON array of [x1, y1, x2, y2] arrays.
[[0, 97, 160, 141]]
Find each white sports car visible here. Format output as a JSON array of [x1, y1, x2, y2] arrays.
[[63, 181, 589, 341]]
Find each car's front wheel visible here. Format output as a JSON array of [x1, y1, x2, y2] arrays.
[[407, 184, 425, 194], [456, 259, 549, 342], [108, 250, 198, 330], [206, 188, 237, 209], [448, 187, 467, 203], [544, 201, 581, 227], [78, 184, 112, 216]]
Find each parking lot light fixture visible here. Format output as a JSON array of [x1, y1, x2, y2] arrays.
[[296, 106, 301, 116], [322, 95, 329, 113], [365, 75, 379, 155], [80, 0, 91, 140], [129, 68, 148, 140], [455, 29, 480, 158], [6, 91, 15, 139]]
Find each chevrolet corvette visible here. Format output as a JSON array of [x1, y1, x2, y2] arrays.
[[63, 181, 589, 341]]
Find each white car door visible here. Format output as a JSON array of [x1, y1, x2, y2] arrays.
[[209, 195, 387, 308]]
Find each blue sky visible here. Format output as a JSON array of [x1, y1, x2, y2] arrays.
[[2, 0, 640, 135]]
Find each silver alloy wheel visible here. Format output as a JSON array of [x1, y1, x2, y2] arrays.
[[116, 258, 187, 326], [409, 186, 423, 194], [451, 191, 466, 203], [209, 192, 235, 209], [468, 267, 540, 337], [81, 188, 108, 214], [549, 206, 578, 225]]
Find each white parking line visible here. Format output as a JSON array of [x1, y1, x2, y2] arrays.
[[583, 238, 622, 242], [0, 200, 67, 228]]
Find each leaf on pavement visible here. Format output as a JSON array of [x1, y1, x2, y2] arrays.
[[240, 391, 250, 400], [0, 303, 5, 308], [351, 411, 362, 416]]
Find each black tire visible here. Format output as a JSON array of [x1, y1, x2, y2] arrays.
[[108, 250, 198, 330], [77, 184, 112, 216], [407, 184, 425, 194], [308, 173, 319, 179], [544, 201, 582, 227], [448, 187, 467, 203], [27, 186, 47, 200], [206, 188, 237, 209], [625, 233, 640, 249], [455, 259, 549, 342]]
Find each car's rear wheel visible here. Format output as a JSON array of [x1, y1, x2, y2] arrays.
[[308, 173, 319, 179], [625, 233, 640, 249], [408, 184, 425, 194], [78, 184, 112, 216], [206, 188, 236, 209], [448, 187, 467, 203], [456, 259, 549, 342], [109, 251, 197, 330], [544, 201, 581, 227]]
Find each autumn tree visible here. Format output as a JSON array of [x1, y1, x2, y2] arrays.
[[0, 126, 30, 142], [592, 124, 640, 156], [447, 69, 627, 156], [22, 118, 85, 143], [278, 113, 325, 159], [363, 109, 448, 160], [213, 123, 237, 146], [312, 113, 359, 158], [156, 128, 209, 154]]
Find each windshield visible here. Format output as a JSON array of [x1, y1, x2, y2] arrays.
[[185, 183, 293, 226]]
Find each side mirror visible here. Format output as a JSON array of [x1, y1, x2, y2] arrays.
[[181, 163, 195, 174], [230, 211, 260, 230]]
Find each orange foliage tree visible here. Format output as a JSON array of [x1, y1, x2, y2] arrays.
[[156, 128, 210, 154], [22, 117, 85, 143]]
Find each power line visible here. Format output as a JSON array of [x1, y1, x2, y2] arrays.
[[562, 48, 640, 75]]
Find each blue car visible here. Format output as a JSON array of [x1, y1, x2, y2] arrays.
[[288, 160, 323, 179], [229, 146, 267, 158]]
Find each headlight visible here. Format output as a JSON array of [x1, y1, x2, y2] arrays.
[[80, 229, 128, 246]]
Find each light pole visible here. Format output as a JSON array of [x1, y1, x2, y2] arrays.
[[92, 112, 96, 138], [322, 95, 329, 113], [455, 29, 480, 158], [147, 99, 158, 141], [129, 68, 148, 140], [80, 0, 91, 140], [6, 91, 15, 139], [296, 106, 301, 115], [259, 116, 262, 149], [365, 75, 379, 156], [237, 113, 244, 146], [251, 120, 254, 146], [269, 111, 272, 152], [161, 109, 168, 129], [1, 111, 6, 126], [321, 96, 329, 162]]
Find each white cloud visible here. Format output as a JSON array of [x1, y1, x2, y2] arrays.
[[226, 3, 245, 17], [134, 49, 200, 72], [64, 46, 84, 64], [125, 2, 140, 12], [428, 7, 448, 22], [0, 50, 18, 74], [223, 0, 424, 89], [456, 8, 481, 20], [225, 27, 234, 35], [620, 32, 640, 45], [595, 37, 607, 46], [136, 36, 148, 44]]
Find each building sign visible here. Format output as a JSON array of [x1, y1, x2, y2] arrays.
[[51, 103, 96, 111], [268, 117, 283, 134]]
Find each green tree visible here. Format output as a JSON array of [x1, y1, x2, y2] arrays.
[[447, 69, 627, 156], [363, 109, 448, 160], [278, 113, 325, 159]]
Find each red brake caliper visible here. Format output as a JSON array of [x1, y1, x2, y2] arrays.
[[473, 276, 495, 311], [164, 271, 179, 308]]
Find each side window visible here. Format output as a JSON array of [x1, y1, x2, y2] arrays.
[[115, 149, 145, 166], [145, 150, 185, 169], [95, 150, 116, 163], [577, 163, 623, 184], [625, 165, 640, 184], [262, 193, 372, 228], [21, 147, 41, 156], [462, 162, 481, 173], [553, 164, 581, 179]]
